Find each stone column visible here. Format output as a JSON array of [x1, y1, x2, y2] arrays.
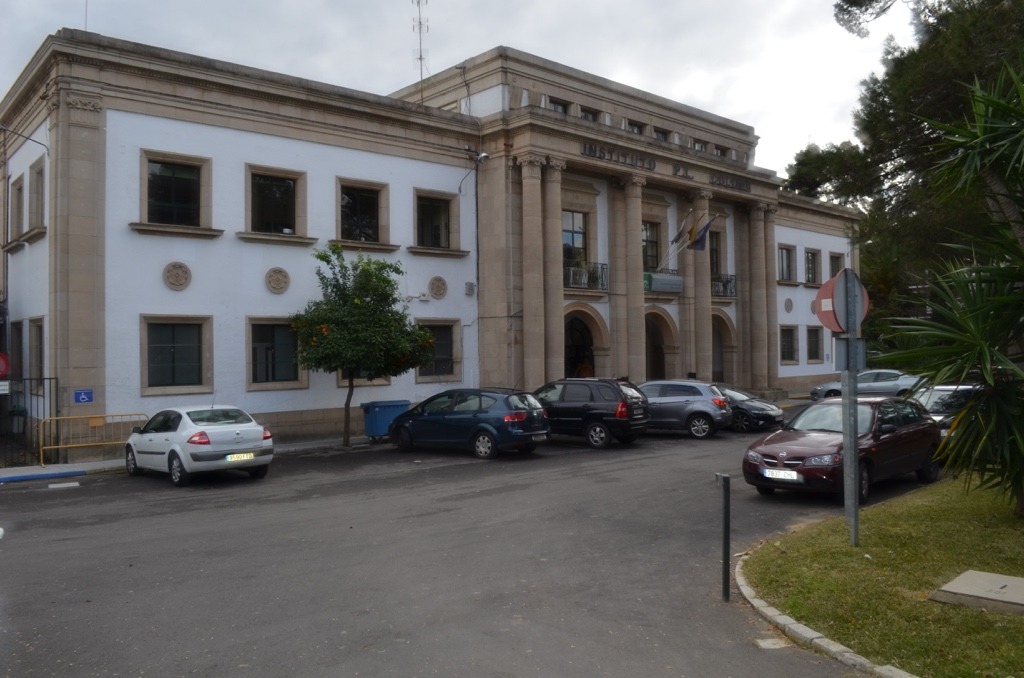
[[677, 197, 696, 377], [763, 204, 779, 390], [749, 202, 769, 390], [518, 153, 546, 389], [624, 175, 646, 382], [609, 182, 628, 377], [543, 158, 566, 381], [693, 189, 713, 381]]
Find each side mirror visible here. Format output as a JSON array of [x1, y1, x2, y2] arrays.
[[131, 426, 143, 434], [877, 423, 898, 435]]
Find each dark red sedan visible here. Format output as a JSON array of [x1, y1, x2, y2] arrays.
[[742, 396, 941, 504]]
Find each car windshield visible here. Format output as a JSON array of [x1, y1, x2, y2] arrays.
[[916, 388, 975, 415], [187, 408, 253, 425], [789, 402, 873, 433]]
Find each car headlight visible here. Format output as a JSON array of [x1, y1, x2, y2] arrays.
[[745, 450, 762, 463], [805, 453, 842, 467]]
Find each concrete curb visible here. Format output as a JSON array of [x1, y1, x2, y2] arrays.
[[735, 556, 919, 678]]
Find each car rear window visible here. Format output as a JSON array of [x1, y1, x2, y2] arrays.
[[508, 393, 543, 410], [617, 383, 644, 400], [187, 408, 253, 425]]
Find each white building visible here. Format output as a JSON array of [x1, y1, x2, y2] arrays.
[[1, 30, 856, 457]]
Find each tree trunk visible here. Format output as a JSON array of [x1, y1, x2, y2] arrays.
[[343, 376, 355, 447]]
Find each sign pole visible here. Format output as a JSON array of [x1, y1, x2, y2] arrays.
[[840, 270, 864, 546]]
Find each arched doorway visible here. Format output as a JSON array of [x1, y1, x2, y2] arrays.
[[645, 317, 666, 379], [565, 316, 594, 377]]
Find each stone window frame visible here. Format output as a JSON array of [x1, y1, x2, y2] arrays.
[[409, 188, 464, 257], [133, 150, 219, 239], [28, 317, 44, 393], [140, 314, 214, 397], [10, 174, 24, 239], [777, 244, 797, 284], [416, 319, 462, 384], [246, 317, 309, 392], [806, 326, 824, 364], [245, 164, 307, 237], [780, 325, 799, 364], [332, 177, 398, 253], [804, 248, 821, 286], [28, 157, 46, 233]]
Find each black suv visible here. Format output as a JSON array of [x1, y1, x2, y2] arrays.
[[534, 378, 650, 448]]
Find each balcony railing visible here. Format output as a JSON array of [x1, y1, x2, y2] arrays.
[[563, 262, 609, 291], [712, 273, 737, 297]]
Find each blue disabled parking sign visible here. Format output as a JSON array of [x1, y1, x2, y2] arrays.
[[74, 389, 94, 403]]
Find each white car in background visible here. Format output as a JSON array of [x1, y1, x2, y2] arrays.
[[809, 369, 923, 401], [125, 406, 274, 486]]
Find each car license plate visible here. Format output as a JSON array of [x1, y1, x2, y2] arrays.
[[532, 434, 547, 441], [764, 468, 798, 481], [227, 452, 255, 461]]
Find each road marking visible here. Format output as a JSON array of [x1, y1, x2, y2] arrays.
[[48, 481, 80, 489]]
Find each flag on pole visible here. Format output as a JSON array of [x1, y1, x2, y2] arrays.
[[669, 208, 694, 245], [686, 214, 717, 251]]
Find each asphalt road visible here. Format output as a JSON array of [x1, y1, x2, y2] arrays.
[[0, 426, 912, 677]]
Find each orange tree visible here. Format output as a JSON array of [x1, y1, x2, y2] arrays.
[[290, 245, 434, 445]]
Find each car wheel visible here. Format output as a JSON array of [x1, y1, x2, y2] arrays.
[[248, 465, 269, 480], [125, 446, 144, 477], [825, 389, 841, 398], [755, 486, 775, 496], [916, 455, 941, 484], [686, 414, 714, 439], [393, 427, 413, 452], [858, 464, 872, 505], [472, 431, 498, 459], [585, 421, 611, 449], [169, 453, 191, 487], [731, 411, 754, 433]]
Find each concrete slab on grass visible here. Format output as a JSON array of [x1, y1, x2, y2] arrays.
[[930, 569, 1024, 616]]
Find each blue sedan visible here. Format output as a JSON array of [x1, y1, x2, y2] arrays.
[[389, 388, 549, 459]]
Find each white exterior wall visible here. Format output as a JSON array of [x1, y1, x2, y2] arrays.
[[773, 223, 851, 379], [103, 110, 479, 415], [5, 121, 51, 328]]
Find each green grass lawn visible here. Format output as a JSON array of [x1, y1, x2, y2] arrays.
[[741, 479, 1024, 678]]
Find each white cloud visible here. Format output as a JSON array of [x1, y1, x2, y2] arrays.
[[1, 0, 916, 174]]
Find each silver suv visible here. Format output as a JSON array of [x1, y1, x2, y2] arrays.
[[638, 380, 732, 439]]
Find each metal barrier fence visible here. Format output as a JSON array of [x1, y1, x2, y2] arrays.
[[38, 414, 149, 466]]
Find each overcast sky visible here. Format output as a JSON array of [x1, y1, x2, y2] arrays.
[[1, 0, 917, 175]]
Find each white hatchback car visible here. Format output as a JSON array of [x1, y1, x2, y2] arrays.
[[125, 406, 274, 486]]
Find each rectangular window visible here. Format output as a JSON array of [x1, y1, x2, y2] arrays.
[[807, 327, 823, 362], [805, 250, 820, 285], [641, 221, 660, 272], [627, 119, 644, 134], [829, 253, 844, 278], [420, 325, 454, 377], [780, 327, 798, 363], [341, 186, 381, 241], [251, 173, 296, 234], [693, 140, 707, 152], [709, 231, 722, 277], [778, 245, 795, 282], [580, 108, 599, 122], [562, 210, 587, 264], [148, 160, 201, 226], [11, 175, 24, 238], [148, 323, 202, 387], [29, 159, 45, 231], [548, 97, 569, 114], [251, 323, 299, 383], [653, 128, 670, 142], [416, 195, 451, 248], [713, 145, 727, 157]]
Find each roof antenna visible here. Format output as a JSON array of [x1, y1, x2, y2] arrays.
[[412, 0, 429, 104]]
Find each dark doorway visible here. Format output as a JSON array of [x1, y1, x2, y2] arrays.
[[646, 317, 666, 379], [565, 317, 594, 377]]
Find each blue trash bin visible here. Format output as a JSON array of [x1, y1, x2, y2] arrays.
[[361, 400, 411, 442]]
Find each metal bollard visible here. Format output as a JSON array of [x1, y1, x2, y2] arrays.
[[715, 473, 730, 601]]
